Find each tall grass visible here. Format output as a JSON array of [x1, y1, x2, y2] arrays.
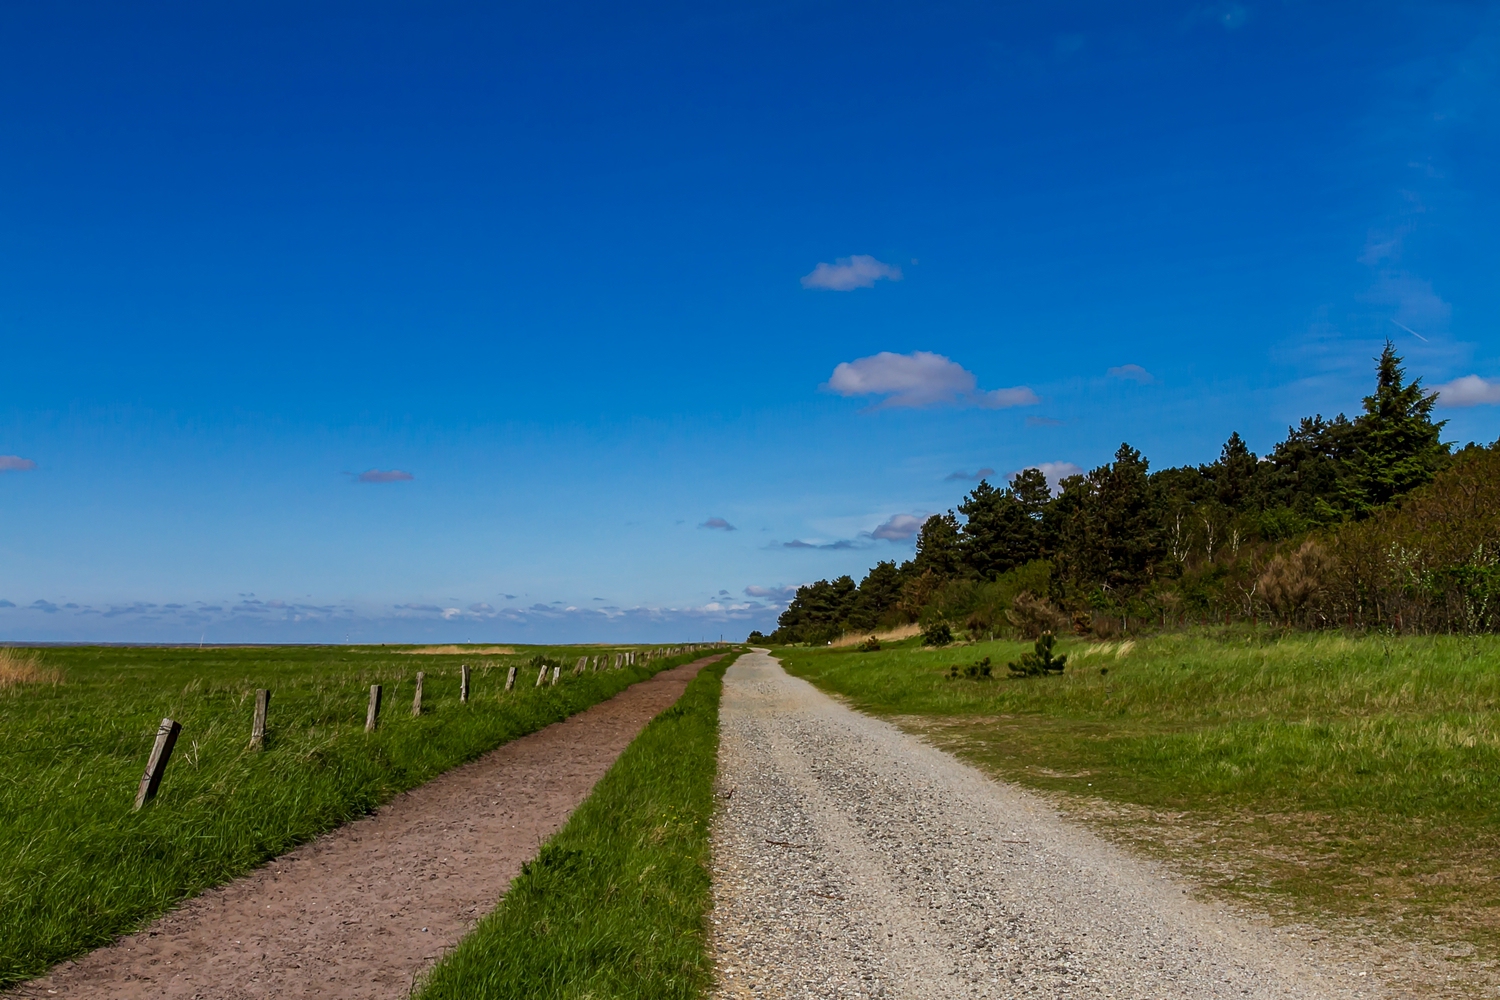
[[0, 644, 700, 986], [777, 631, 1500, 950], [418, 650, 739, 1000]]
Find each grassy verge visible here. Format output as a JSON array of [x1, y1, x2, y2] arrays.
[[0, 643, 706, 986], [775, 631, 1500, 973], [417, 649, 741, 1000]]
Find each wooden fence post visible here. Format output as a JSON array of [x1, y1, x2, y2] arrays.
[[366, 684, 383, 732], [505, 665, 517, 691], [134, 718, 182, 810], [550, 665, 560, 686], [250, 689, 270, 749], [412, 672, 425, 716], [574, 656, 587, 675], [460, 664, 470, 704], [535, 664, 547, 687]]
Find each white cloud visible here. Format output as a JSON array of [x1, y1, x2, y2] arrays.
[[1015, 461, 1084, 493], [700, 517, 736, 531], [871, 513, 925, 541], [801, 255, 902, 291], [745, 584, 800, 601], [356, 469, 414, 483], [1364, 272, 1451, 333], [1434, 374, 1500, 407], [0, 455, 37, 472], [1106, 364, 1156, 384], [825, 351, 1038, 410]]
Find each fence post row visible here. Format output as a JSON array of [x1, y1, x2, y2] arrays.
[[505, 665, 517, 691], [460, 664, 470, 704], [134, 717, 182, 811], [412, 671, 425, 716], [366, 684, 383, 732], [250, 689, 270, 749]]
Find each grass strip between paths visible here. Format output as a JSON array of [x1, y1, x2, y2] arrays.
[[418, 649, 742, 1000]]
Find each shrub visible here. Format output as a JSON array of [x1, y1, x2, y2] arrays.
[[947, 656, 993, 680], [858, 636, 881, 652], [1007, 591, 1069, 638], [1008, 631, 1067, 677], [921, 621, 953, 646]]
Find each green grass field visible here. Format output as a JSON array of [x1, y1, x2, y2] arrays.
[[776, 631, 1500, 959], [0, 643, 703, 987], [418, 649, 739, 1000]]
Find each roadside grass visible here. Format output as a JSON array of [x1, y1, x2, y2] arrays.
[[0, 643, 703, 987], [417, 650, 741, 1000], [775, 631, 1500, 966]]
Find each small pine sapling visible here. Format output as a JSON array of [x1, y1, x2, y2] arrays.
[[1007, 631, 1067, 677], [948, 656, 994, 679]]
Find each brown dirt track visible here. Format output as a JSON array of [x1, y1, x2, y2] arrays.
[[10, 655, 719, 1000]]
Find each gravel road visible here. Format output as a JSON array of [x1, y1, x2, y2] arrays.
[[710, 649, 1379, 1000]]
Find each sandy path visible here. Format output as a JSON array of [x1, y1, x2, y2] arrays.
[[710, 650, 1382, 1000], [13, 655, 719, 1000]]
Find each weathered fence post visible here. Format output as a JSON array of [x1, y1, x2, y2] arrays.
[[250, 689, 270, 749], [460, 664, 470, 704], [550, 665, 560, 686], [134, 718, 182, 810], [412, 672, 425, 716], [505, 665, 517, 691], [366, 684, 383, 732], [535, 664, 547, 687], [574, 656, 587, 675]]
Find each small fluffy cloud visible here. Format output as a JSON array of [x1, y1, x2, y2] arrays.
[[357, 469, 414, 483], [745, 584, 799, 601], [871, 513, 925, 541], [945, 467, 995, 481], [0, 455, 37, 472], [1015, 461, 1084, 493], [700, 517, 736, 531], [782, 539, 856, 550], [801, 255, 902, 291], [1106, 364, 1156, 384], [825, 351, 1037, 410], [1434, 375, 1500, 407]]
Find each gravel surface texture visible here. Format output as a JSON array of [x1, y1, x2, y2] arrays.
[[11, 656, 718, 1000], [710, 649, 1382, 1000]]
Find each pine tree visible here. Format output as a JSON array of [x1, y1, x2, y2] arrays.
[[1339, 342, 1449, 515]]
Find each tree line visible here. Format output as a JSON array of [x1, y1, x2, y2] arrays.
[[756, 345, 1499, 644]]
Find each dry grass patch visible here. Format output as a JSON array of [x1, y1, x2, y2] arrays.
[[830, 623, 922, 647], [0, 648, 61, 689], [399, 645, 516, 655]]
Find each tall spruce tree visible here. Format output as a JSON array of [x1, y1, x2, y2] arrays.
[[1339, 342, 1448, 515]]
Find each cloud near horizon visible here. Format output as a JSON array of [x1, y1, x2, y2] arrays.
[[871, 513, 926, 541], [1434, 375, 1500, 407], [357, 469, 414, 483], [801, 254, 902, 291], [1015, 461, 1085, 492], [945, 467, 995, 481], [1106, 364, 1156, 384], [825, 351, 1039, 410], [700, 517, 736, 530], [0, 455, 37, 472]]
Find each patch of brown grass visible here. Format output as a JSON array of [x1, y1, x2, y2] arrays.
[[0, 648, 62, 688], [398, 645, 516, 655], [829, 623, 922, 647]]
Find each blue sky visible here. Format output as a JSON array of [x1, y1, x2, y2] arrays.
[[2, 0, 1498, 642]]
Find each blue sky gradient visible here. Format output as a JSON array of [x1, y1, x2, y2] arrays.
[[2, 1, 1498, 641]]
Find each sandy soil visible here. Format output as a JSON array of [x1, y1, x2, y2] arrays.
[[10, 656, 718, 1000], [710, 650, 1381, 999]]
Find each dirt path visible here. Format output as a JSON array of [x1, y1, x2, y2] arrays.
[[13, 655, 719, 1000], [710, 650, 1381, 1000]]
